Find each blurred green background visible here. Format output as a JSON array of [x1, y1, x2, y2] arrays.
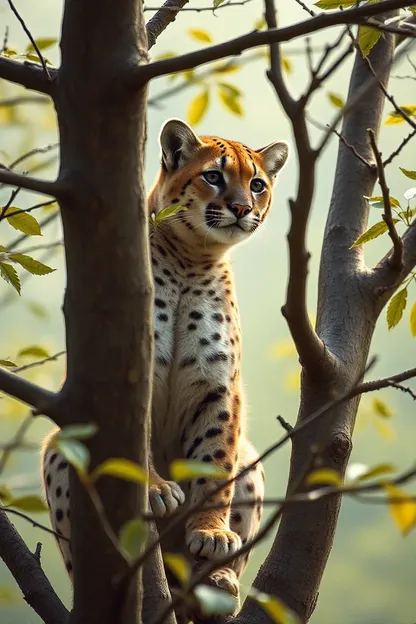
[[0, 1, 415, 622]]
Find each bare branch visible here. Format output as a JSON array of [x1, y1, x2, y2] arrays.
[[1, 506, 70, 542], [0, 57, 56, 95], [6, 0, 51, 80], [368, 128, 403, 271], [144, 0, 254, 11], [146, 0, 190, 50], [0, 367, 59, 418], [0, 95, 48, 106], [0, 168, 62, 197], [11, 350, 66, 374], [133, 0, 414, 83], [0, 509, 70, 624], [383, 126, 416, 167]]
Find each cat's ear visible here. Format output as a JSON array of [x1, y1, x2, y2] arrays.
[[159, 118, 203, 172], [257, 141, 290, 182]]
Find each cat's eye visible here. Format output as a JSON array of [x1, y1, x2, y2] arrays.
[[202, 170, 223, 185], [250, 178, 266, 193]]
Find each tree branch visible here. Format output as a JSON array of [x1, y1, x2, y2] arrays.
[[132, 0, 414, 83], [368, 128, 403, 271], [146, 0, 190, 51], [0, 509, 70, 624], [0, 57, 56, 95], [0, 367, 59, 418], [0, 168, 62, 197]]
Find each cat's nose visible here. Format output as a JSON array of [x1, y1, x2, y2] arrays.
[[227, 203, 252, 219]]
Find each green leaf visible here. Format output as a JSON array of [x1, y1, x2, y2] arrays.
[[10, 254, 55, 276], [213, 0, 226, 7], [384, 484, 416, 536], [18, 345, 50, 359], [328, 92, 344, 108], [164, 553, 191, 586], [170, 459, 228, 482], [387, 287, 408, 330], [218, 84, 243, 116], [187, 89, 209, 125], [5, 208, 41, 236], [25, 38, 57, 53], [0, 262, 21, 295], [363, 195, 401, 209], [194, 585, 236, 616], [26, 300, 49, 319], [400, 168, 416, 181], [356, 463, 396, 482], [0, 586, 19, 604], [350, 220, 398, 248], [385, 105, 416, 125], [57, 423, 98, 441], [6, 495, 48, 513], [372, 397, 393, 419], [0, 485, 12, 503], [154, 205, 187, 225], [119, 517, 148, 562], [214, 62, 240, 74], [410, 303, 416, 337], [358, 25, 382, 58], [90, 458, 147, 484], [248, 589, 300, 624], [306, 468, 342, 487], [54, 438, 90, 477], [188, 29, 213, 44], [314, 0, 356, 7], [0, 359, 17, 368]]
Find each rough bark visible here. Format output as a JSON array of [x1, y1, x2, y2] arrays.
[[53, 1, 152, 623]]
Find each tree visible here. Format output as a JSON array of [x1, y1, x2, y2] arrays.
[[0, 1, 416, 623]]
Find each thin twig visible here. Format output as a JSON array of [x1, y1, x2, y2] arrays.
[[0, 413, 33, 474], [383, 127, 416, 167], [11, 350, 66, 374], [0, 506, 70, 542], [368, 128, 403, 271]]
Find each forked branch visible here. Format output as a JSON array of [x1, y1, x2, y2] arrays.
[[0, 57, 56, 95]]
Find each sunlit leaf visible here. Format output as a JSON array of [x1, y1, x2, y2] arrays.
[[400, 168, 416, 181], [188, 29, 212, 44], [170, 459, 228, 482], [213, 0, 227, 8], [248, 589, 300, 624], [372, 397, 393, 419], [164, 553, 191, 586], [90, 458, 147, 484], [254, 17, 267, 30], [386, 287, 408, 330], [363, 195, 401, 209], [350, 220, 398, 248], [154, 205, 187, 225], [17, 345, 50, 359], [0, 359, 17, 368], [6, 495, 48, 513], [328, 92, 344, 108], [57, 423, 98, 440], [25, 38, 57, 53], [218, 84, 243, 116], [375, 419, 395, 440], [214, 62, 240, 74], [10, 254, 55, 276], [385, 105, 416, 125], [217, 82, 242, 98], [356, 463, 396, 481], [358, 25, 381, 58], [54, 438, 90, 477], [0, 586, 19, 604], [384, 484, 416, 535], [119, 517, 148, 562], [194, 585, 236, 616], [306, 469, 342, 487], [281, 56, 292, 74], [410, 303, 416, 337], [314, 0, 356, 7], [0, 262, 21, 295], [187, 89, 209, 125], [5, 208, 41, 236]]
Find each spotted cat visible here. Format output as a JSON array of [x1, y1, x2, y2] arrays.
[[41, 119, 289, 604]]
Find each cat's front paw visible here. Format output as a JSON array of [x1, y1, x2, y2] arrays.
[[186, 528, 241, 559], [149, 481, 185, 517]]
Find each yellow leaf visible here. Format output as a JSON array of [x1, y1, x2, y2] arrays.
[[306, 468, 342, 487], [170, 459, 228, 482], [350, 220, 393, 248], [218, 85, 243, 116], [270, 339, 297, 359], [386, 288, 408, 330], [164, 553, 191, 586], [384, 484, 416, 536], [187, 89, 209, 126], [5, 208, 42, 236], [18, 345, 50, 359], [214, 62, 240, 74], [356, 463, 396, 482], [90, 458, 147, 484], [328, 92, 344, 108], [410, 303, 416, 337], [0, 586, 19, 604], [375, 419, 395, 440], [358, 25, 382, 58], [385, 105, 416, 125], [284, 369, 301, 390], [248, 589, 300, 624], [314, 0, 356, 7], [372, 397, 393, 419], [0, 106, 14, 124], [281, 56, 292, 74], [188, 29, 212, 44], [400, 168, 416, 181]]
